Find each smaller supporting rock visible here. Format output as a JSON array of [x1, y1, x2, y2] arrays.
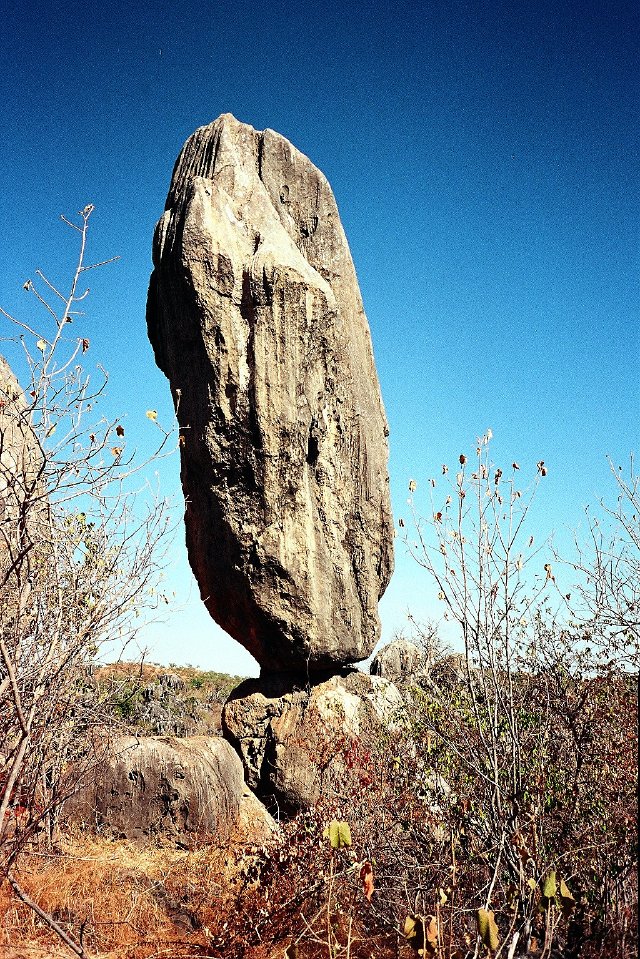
[[222, 671, 402, 813]]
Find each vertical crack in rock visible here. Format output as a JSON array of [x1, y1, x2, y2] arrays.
[[147, 113, 394, 675]]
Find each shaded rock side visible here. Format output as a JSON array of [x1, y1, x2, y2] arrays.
[[65, 736, 248, 842], [147, 113, 394, 673], [222, 671, 402, 812]]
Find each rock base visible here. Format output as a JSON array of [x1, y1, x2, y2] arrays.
[[222, 670, 402, 813]]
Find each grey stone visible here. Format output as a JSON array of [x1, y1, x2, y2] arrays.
[[370, 638, 430, 683], [147, 114, 393, 674], [65, 735, 247, 842]]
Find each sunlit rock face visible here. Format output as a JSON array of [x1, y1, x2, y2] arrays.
[[0, 356, 45, 557], [64, 736, 248, 841], [147, 113, 393, 674]]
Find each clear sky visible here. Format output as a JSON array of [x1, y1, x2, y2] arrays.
[[1, 0, 638, 676]]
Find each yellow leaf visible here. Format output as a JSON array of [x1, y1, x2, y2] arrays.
[[477, 909, 499, 951], [559, 878, 575, 917], [403, 915, 425, 952], [146, 409, 158, 421], [425, 915, 438, 952], [559, 878, 574, 902], [36, 339, 47, 351], [323, 820, 351, 849]]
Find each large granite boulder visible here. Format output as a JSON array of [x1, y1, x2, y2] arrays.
[[222, 670, 402, 813], [147, 114, 394, 674], [65, 735, 259, 843]]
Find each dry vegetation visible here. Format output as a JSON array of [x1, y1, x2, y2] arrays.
[[92, 663, 245, 736], [1, 673, 636, 959]]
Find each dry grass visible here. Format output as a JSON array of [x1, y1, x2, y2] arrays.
[[0, 831, 267, 959]]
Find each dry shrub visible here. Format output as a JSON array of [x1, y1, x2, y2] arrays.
[[0, 821, 400, 959]]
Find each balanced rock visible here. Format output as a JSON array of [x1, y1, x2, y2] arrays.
[[147, 114, 393, 674], [0, 356, 44, 535], [222, 671, 402, 812]]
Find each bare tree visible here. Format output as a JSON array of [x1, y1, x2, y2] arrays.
[[400, 433, 637, 958], [0, 206, 174, 956], [401, 432, 556, 956], [562, 456, 640, 669]]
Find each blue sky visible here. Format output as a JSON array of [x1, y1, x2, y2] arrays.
[[1, 0, 638, 675]]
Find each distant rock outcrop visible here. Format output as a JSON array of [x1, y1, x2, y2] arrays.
[[147, 114, 393, 674], [370, 638, 430, 683]]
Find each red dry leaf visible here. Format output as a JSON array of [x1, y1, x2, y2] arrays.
[[360, 861, 374, 901]]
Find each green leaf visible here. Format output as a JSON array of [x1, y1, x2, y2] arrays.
[[477, 909, 499, 952], [542, 870, 557, 901], [322, 819, 351, 849]]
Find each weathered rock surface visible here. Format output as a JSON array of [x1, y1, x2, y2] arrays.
[[222, 670, 402, 812], [0, 356, 44, 536], [65, 736, 251, 842], [370, 638, 429, 683], [147, 113, 394, 673]]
